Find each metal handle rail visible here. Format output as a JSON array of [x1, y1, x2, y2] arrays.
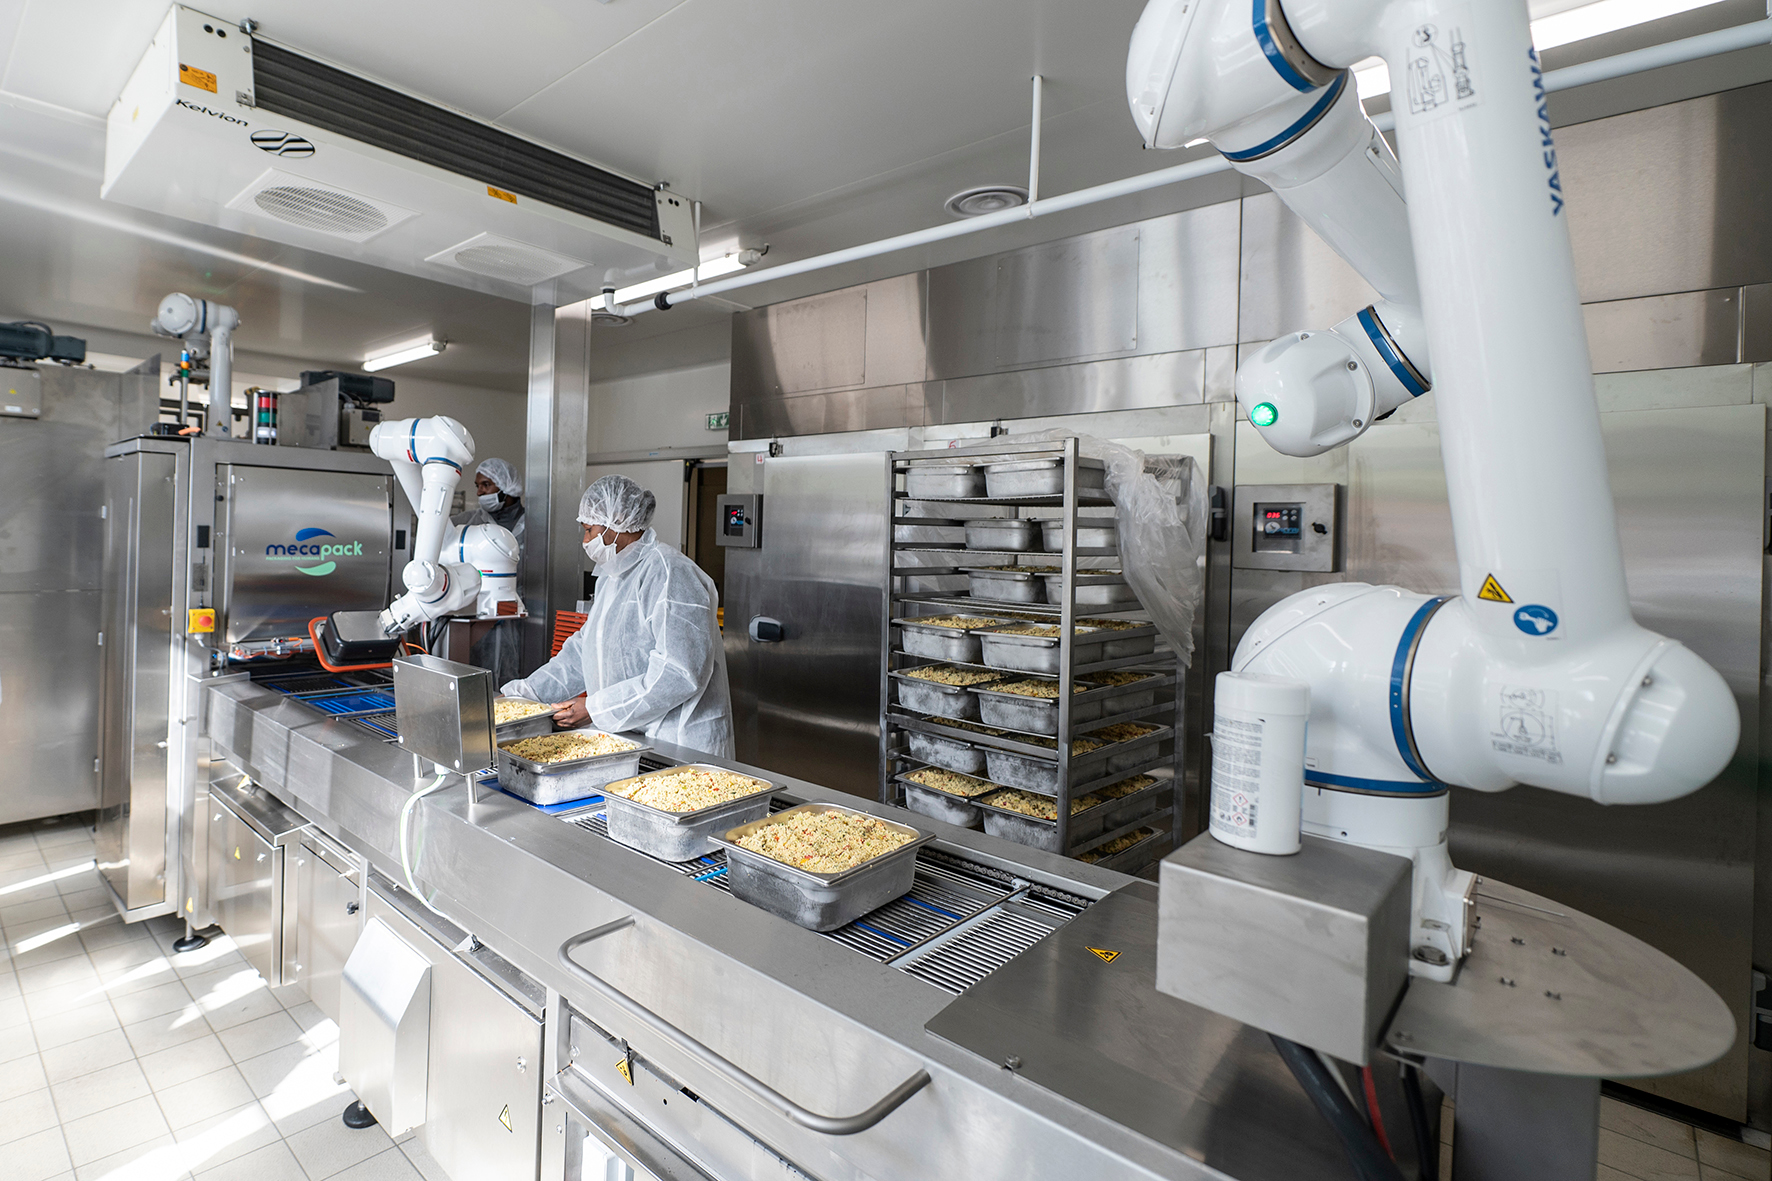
[[558, 918, 933, 1135]]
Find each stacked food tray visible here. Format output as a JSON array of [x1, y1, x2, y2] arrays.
[[880, 438, 1183, 873]]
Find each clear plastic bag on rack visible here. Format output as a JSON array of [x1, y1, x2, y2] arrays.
[[1018, 430, 1207, 666]]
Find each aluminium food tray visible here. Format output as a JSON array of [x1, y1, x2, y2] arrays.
[[1100, 628, 1159, 660], [895, 617, 988, 663], [899, 780, 985, 829], [961, 567, 1049, 604], [906, 727, 990, 776], [712, 803, 936, 932], [601, 764, 777, 861], [964, 518, 1040, 552], [495, 733, 650, 807], [494, 696, 556, 742], [972, 683, 1103, 736], [977, 624, 1112, 673], [983, 458, 1107, 498], [894, 518, 966, 545], [1039, 519, 1118, 552], [1041, 572, 1141, 607], [905, 465, 983, 499], [983, 745, 1114, 796], [891, 670, 995, 721]]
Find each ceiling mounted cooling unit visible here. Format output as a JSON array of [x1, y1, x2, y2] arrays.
[[102, 6, 697, 299]]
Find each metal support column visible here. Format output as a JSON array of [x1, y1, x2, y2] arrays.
[[1450, 1064, 1600, 1181], [521, 299, 591, 673]]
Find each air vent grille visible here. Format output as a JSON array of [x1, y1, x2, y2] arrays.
[[251, 39, 661, 241], [424, 233, 591, 287], [254, 186, 389, 235]]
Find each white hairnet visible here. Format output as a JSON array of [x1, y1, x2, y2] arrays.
[[578, 474, 656, 532], [477, 458, 522, 497]]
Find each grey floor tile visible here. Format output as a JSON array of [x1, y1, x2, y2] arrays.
[[7, 1125, 72, 1181], [137, 1035, 234, 1092], [111, 980, 198, 1027], [215, 1011, 303, 1063], [1600, 1165, 1637, 1180], [172, 1100, 281, 1172], [49, 1059, 153, 1122], [1695, 1129, 1771, 1180], [124, 1007, 215, 1057], [1601, 1098, 1699, 1157], [17, 955, 99, 997], [286, 1110, 395, 1179], [9, 934, 93, 972], [0, 1085, 61, 1146], [41, 1028, 134, 1084], [32, 1001, 121, 1052], [62, 1092, 171, 1166], [71, 1133, 181, 1181], [169, 945, 247, 981], [155, 1065, 257, 1132], [22, 982, 116, 1021], [199, 985, 285, 1033], [1600, 1127, 1703, 1180], [330, 1146, 425, 1181], [0, 994, 29, 1030], [398, 1137, 450, 1181], [0, 1017, 39, 1063], [191, 1139, 309, 1181], [57, 888, 109, 913], [1, 897, 71, 927], [0, 1052, 50, 1102]]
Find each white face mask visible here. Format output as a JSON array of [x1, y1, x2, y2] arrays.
[[477, 492, 501, 511], [583, 532, 616, 567]]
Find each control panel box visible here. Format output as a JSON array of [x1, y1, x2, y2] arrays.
[[1232, 483, 1341, 572], [715, 494, 762, 548]]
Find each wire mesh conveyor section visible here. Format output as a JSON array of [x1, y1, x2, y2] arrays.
[[568, 806, 1090, 995], [260, 670, 403, 740]]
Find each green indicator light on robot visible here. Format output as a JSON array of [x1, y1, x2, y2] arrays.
[[1250, 402, 1279, 427]]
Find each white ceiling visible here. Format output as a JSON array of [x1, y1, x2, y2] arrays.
[[0, 0, 1760, 382]]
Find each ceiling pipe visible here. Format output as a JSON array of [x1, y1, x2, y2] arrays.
[[618, 17, 1772, 320]]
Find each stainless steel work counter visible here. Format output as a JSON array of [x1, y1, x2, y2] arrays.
[[206, 677, 1364, 1181]]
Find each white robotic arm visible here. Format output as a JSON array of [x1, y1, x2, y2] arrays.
[[151, 293, 239, 407], [1129, 0, 1738, 975], [369, 415, 511, 636]]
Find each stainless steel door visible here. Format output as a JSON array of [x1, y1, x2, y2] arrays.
[[292, 833, 362, 1023], [724, 453, 889, 797], [424, 945, 544, 1181], [216, 465, 394, 643], [208, 795, 280, 983], [1228, 401, 1764, 1120], [97, 450, 177, 913]]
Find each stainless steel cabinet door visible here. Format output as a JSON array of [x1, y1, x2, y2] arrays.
[[424, 952, 544, 1181], [293, 836, 360, 1023], [207, 798, 279, 983]]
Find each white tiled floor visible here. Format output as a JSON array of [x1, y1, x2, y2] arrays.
[[0, 815, 447, 1181]]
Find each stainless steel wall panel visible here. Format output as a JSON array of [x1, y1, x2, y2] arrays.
[[861, 272, 929, 389], [739, 384, 924, 439], [731, 287, 868, 400], [1583, 289, 1743, 373], [1559, 81, 1772, 303], [0, 591, 101, 821], [926, 225, 1141, 377], [524, 301, 590, 674], [1136, 200, 1244, 356], [1744, 283, 1772, 363], [939, 349, 1207, 425], [1237, 191, 1378, 345], [724, 453, 887, 798]]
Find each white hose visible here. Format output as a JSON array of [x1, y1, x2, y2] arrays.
[[396, 771, 474, 937]]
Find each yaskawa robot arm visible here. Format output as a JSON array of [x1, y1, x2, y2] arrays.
[[1128, 0, 1738, 976], [368, 416, 519, 636]]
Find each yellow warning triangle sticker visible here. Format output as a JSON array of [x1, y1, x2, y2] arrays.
[[1086, 947, 1121, 963], [498, 1104, 512, 1132], [614, 1058, 633, 1086], [1477, 574, 1513, 604]]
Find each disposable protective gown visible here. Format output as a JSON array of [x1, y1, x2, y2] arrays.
[[502, 530, 733, 757]]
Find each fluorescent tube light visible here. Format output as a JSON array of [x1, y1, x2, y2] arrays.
[[363, 338, 445, 371], [611, 252, 755, 305], [1352, 0, 1730, 98]]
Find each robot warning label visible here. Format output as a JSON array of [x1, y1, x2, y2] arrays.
[[1209, 716, 1264, 836], [1403, 12, 1478, 123], [1086, 947, 1121, 964], [1492, 686, 1562, 764], [178, 63, 217, 93], [1477, 574, 1512, 603]]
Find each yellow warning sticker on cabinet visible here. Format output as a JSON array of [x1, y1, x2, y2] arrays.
[[498, 1104, 512, 1132], [179, 63, 217, 93], [487, 186, 517, 204], [614, 1057, 633, 1085], [1086, 947, 1121, 963], [1477, 574, 1513, 604]]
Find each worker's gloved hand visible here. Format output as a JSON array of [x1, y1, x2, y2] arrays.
[[552, 698, 591, 728]]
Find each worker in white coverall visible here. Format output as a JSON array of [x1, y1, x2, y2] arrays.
[[501, 475, 734, 758], [451, 458, 526, 687]]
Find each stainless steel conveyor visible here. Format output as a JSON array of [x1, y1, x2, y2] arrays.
[[203, 675, 1383, 1181]]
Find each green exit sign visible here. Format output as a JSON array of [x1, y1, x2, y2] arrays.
[[706, 411, 730, 431]]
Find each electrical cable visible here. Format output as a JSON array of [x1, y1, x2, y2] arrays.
[[1270, 1035, 1406, 1181], [397, 771, 476, 936], [1400, 1062, 1439, 1181], [1361, 1064, 1396, 1158]]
